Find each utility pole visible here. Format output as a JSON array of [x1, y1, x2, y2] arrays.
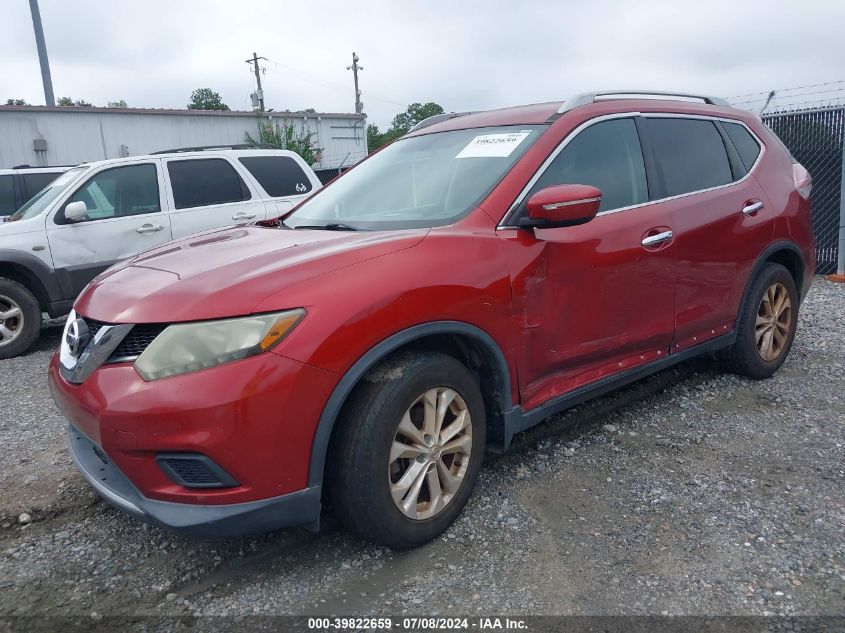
[[347, 52, 363, 114], [28, 0, 55, 106], [245, 52, 267, 112]]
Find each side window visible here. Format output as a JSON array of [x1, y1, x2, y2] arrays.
[[56, 164, 160, 225], [167, 159, 251, 209], [0, 176, 15, 215], [647, 118, 733, 197], [22, 172, 61, 198], [529, 118, 647, 212], [238, 156, 313, 197], [723, 122, 762, 173]]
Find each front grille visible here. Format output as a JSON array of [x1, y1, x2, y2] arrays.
[[82, 318, 167, 362], [111, 324, 168, 360], [156, 454, 239, 488]]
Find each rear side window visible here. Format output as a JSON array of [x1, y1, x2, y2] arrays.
[[647, 118, 733, 197], [21, 172, 61, 198], [167, 159, 251, 209], [238, 156, 313, 197], [723, 122, 762, 172], [529, 118, 648, 212], [0, 175, 15, 215]]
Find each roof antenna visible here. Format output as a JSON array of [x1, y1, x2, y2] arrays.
[[759, 90, 776, 114]]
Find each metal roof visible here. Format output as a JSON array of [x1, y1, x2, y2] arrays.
[[0, 105, 365, 119]]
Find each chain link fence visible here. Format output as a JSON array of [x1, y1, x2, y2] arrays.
[[762, 106, 845, 274]]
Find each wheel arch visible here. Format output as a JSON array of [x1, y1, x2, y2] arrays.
[[307, 321, 514, 488], [0, 251, 60, 312], [738, 242, 806, 319]]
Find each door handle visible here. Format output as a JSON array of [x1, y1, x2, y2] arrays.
[[232, 212, 257, 221], [641, 230, 673, 247], [742, 200, 764, 215], [136, 223, 164, 234]]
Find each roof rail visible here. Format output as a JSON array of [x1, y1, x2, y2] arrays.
[[408, 112, 475, 133], [558, 90, 730, 114], [150, 143, 276, 155]]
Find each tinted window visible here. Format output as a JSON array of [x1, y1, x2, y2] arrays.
[[0, 176, 15, 215], [22, 172, 61, 198], [529, 118, 647, 212], [168, 159, 250, 209], [238, 156, 312, 197], [647, 118, 733, 197], [723, 122, 762, 172], [57, 164, 160, 224]]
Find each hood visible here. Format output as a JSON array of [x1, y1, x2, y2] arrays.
[[0, 214, 45, 236], [75, 225, 427, 323]]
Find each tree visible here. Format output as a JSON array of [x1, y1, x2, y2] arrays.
[[107, 99, 127, 108], [244, 117, 322, 166], [57, 97, 92, 107], [5, 98, 27, 106], [390, 102, 445, 134], [187, 88, 229, 111], [367, 102, 445, 152]]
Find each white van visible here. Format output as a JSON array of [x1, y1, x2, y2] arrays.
[[0, 147, 321, 358]]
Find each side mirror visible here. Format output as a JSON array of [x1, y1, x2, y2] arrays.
[[521, 184, 601, 229], [64, 200, 88, 222]]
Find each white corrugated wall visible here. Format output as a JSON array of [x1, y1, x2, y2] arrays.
[[0, 107, 367, 170]]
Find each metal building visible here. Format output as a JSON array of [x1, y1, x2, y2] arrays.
[[0, 105, 367, 172]]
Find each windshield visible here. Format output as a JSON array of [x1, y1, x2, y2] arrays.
[[285, 125, 544, 230], [8, 166, 87, 222]]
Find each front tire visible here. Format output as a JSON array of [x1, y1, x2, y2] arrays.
[[720, 263, 798, 379], [330, 352, 486, 549], [0, 278, 42, 360]]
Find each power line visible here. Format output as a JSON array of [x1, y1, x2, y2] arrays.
[[728, 79, 845, 100], [262, 57, 408, 109]]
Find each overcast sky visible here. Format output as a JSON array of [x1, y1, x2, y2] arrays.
[[2, 0, 844, 129]]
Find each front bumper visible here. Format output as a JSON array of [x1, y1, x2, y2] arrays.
[[68, 425, 321, 537]]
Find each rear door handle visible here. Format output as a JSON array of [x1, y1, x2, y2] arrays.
[[232, 212, 257, 221], [641, 230, 673, 247], [136, 223, 164, 234], [742, 200, 764, 215]]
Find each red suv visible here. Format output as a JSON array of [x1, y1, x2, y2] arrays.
[[49, 90, 815, 549]]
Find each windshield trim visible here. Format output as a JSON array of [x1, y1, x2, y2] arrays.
[[285, 124, 548, 231]]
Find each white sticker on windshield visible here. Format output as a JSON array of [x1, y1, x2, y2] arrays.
[[455, 131, 531, 159]]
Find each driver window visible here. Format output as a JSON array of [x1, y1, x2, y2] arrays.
[[56, 164, 160, 224], [529, 118, 648, 213]]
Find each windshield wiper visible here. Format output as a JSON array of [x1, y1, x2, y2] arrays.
[[292, 223, 363, 231]]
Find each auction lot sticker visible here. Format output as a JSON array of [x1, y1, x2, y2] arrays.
[[456, 131, 532, 158]]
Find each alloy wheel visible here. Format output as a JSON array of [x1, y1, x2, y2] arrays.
[[0, 294, 24, 348], [756, 282, 792, 362], [389, 387, 472, 520]]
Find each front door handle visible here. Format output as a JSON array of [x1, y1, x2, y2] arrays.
[[136, 223, 164, 234], [742, 200, 764, 215], [232, 212, 257, 221], [641, 230, 673, 247]]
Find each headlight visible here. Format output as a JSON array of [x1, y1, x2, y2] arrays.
[[134, 309, 305, 381]]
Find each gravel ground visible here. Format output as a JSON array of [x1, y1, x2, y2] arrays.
[[0, 279, 842, 620]]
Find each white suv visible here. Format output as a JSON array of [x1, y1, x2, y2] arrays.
[[0, 148, 321, 358]]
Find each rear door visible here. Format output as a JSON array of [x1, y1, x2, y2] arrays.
[[641, 115, 772, 353], [46, 160, 173, 298], [501, 115, 677, 411], [236, 154, 319, 216], [164, 157, 266, 238]]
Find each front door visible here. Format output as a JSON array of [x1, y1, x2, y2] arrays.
[[46, 161, 173, 299], [501, 116, 676, 411]]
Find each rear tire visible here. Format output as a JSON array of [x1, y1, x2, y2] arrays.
[[0, 278, 41, 360], [720, 263, 798, 379], [329, 352, 486, 549]]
